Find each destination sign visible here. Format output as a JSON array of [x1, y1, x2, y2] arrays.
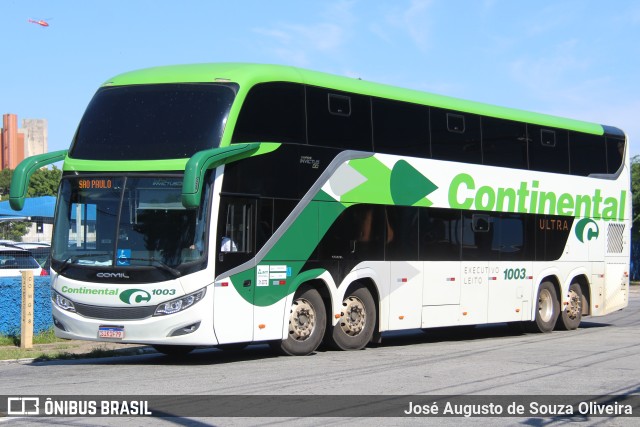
[[78, 179, 113, 189]]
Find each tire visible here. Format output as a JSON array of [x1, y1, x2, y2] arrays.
[[526, 281, 559, 333], [152, 345, 195, 357], [272, 287, 326, 356], [329, 284, 376, 350], [556, 282, 583, 330]]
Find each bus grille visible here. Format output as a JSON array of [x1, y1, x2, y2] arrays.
[[74, 302, 156, 320]]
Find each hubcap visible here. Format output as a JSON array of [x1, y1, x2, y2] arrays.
[[565, 289, 581, 320], [538, 288, 554, 322], [339, 296, 366, 336], [288, 298, 316, 341]]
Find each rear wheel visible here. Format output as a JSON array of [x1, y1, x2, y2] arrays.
[[527, 281, 559, 333], [272, 287, 326, 356], [556, 282, 583, 330], [329, 284, 376, 350]]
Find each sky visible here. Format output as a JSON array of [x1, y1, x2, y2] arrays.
[[1, 0, 639, 156]]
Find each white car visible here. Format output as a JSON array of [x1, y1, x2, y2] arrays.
[[0, 244, 47, 277], [13, 242, 51, 249]]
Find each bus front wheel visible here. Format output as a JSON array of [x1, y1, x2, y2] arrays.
[[527, 281, 559, 333], [329, 284, 376, 350], [556, 282, 583, 330], [273, 287, 326, 356]]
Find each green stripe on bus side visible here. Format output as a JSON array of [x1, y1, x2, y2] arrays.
[[227, 191, 347, 306], [339, 157, 438, 207], [226, 154, 443, 306]]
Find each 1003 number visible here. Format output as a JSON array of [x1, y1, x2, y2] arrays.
[[503, 268, 527, 280]]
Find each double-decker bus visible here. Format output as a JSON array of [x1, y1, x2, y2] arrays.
[[10, 63, 630, 356]]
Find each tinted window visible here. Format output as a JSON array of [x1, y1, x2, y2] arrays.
[[216, 197, 256, 274], [307, 87, 372, 151], [535, 215, 574, 260], [317, 204, 384, 261], [372, 98, 429, 157], [569, 132, 607, 176], [232, 82, 306, 144], [419, 208, 461, 261], [430, 108, 482, 164], [493, 213, 534, 261], [256, 198, 274, 252], [385, 206, 419, 260], [529, 126, 569, 174], [221, 145, 336, 199], [71, 84, 236, 160], [461, 212, 499, 261], [482, 117, 528, 168], [606, 137, 625, 174]]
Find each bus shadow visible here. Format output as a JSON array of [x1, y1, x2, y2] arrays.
[[32, 343, 283, 367], [374, 324, 521, 348], [33, 321, 614, 367], [371, 320, 613, 348], [575, 321, 611, 329]]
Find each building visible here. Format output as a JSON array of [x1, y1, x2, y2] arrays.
[[1, 114, 48, 169], [1, 114, 50, 243]]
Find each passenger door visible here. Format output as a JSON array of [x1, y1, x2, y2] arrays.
[[213, 197, 256, 344]]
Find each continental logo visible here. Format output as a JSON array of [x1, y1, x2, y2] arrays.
[[448, 173, 626, 221], [119, 289, 152, 305], [575, 218, 600, 242]]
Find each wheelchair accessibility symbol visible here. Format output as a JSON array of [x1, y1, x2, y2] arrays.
[[117, 249, 131, 266]]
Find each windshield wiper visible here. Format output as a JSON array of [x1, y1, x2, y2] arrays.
[[57, 252, 112, 273], [56, 253, 181, 278], [126, 257, 181, 278]]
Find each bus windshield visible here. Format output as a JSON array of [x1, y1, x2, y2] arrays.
[[69, 83, 236, 160], [52, 176, 209, 272]]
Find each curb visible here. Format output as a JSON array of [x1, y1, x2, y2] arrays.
[[0, 345, 158, 365]]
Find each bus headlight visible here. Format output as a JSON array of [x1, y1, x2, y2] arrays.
[[154, 287, 206, 316], [52, 291, 76, 313]]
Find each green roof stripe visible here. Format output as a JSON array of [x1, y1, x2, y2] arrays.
[[104, 63, 604, 136]]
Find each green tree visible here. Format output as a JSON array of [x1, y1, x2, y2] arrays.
[[0, 168, 12, 200], [0, 221, 29, 241], [0, 166, 61, 200], [27, 165, 62, 197], [632, 155, 640, 240]]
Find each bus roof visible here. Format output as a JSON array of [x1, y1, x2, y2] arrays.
[[104, 63, 610, 136]]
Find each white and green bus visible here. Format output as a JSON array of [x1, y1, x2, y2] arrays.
[[10, 63, 630, 356]]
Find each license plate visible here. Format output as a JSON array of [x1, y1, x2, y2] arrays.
[[98, 325, 125, 339]]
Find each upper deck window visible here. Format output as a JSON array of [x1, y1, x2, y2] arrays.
[[232, 82, 306, 144], [70, 83, 236, 160], [307, 86, 372, 151]]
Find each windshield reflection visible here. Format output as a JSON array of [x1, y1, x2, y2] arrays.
[[53, 176, 209, 271]]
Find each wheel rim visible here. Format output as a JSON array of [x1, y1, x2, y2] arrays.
[[288, 298, 316, 341], [339, 296, 366, 336], [565, 289, 581, 320], [538, 288, 554, 322]]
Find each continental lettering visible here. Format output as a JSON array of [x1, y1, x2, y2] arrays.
[[448, 173, 625, 221], [61, 285, 119, 296]]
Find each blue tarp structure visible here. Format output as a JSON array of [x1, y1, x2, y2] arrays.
[[0, 196, 56, 223]]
